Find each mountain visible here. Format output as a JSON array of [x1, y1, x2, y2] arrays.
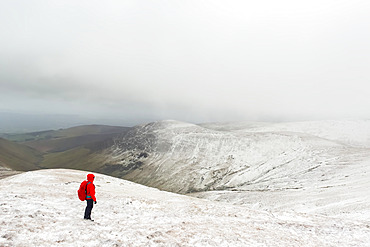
[[199, 120, 370, 148], [103, 120, 369, 192], [100, 120, 370, 220], [3, 120, 370, 222], [230, 120, 370, 148], [1, 169, 369, 246]]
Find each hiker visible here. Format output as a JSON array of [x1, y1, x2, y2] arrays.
[[84, 173, 97, 220]]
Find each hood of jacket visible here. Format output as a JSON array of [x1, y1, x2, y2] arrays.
[[87, 174, 95, 182]]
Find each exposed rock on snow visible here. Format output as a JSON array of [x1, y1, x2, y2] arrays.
[[1, 169, 370, 247], [0, 165, 21, 179]]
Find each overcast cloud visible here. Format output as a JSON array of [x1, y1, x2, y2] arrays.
[[1, 0, 370, 125]]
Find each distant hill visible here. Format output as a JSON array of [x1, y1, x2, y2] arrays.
[[0, 112, 133, 133], [3, 124, 129, 142], [0, 138, 42, 171], [3, 125, 130, 153], [0, 125, 130, 173]]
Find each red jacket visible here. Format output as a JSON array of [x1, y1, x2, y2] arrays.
[[86, 174, 96, 201]]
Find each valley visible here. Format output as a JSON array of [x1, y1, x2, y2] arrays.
[[1, 120, 370, 222]]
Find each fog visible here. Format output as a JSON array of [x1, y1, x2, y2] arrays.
[[1, 0, 370, 126]]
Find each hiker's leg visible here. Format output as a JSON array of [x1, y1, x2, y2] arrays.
[[84, 199, 93, 219]]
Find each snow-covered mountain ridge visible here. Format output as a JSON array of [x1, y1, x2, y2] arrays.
[[235, 120, 370, 148], [1, 169, 370, 246], [104, 120, 370, 220], [199, 120, 370, 148]]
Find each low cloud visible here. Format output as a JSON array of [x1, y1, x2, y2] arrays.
[[1, 0, 370, 124]]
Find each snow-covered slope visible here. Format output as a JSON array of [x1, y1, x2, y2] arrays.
[[1, 169, 370, 246], [105, 120, 370, 221], [202, 120, 370, 148]]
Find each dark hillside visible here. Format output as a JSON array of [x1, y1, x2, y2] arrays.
[[2, 125, 129, 153], [3, 125, 129, 142], [0, 125, 130, 174], [40, 145, 109, 172], [0, 138, 42, 171], [24, 133, 124, 153]]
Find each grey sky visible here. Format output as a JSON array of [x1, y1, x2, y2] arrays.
[[1, 0, 370, 125]]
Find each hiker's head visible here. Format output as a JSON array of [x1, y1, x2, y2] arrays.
[[87, 174, 95, 182]]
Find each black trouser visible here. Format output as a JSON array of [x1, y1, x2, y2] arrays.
[[84, 199, 94, 219]]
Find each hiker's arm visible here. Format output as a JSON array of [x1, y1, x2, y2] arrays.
[[90, 184, 96, 201]]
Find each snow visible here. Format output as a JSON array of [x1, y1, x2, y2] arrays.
[[1, 169, 370, 246], [184, 121, 370, 221], [232, 120, 370, 148], [2, 120, 370, 246], [109, 120, 370, 206]]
